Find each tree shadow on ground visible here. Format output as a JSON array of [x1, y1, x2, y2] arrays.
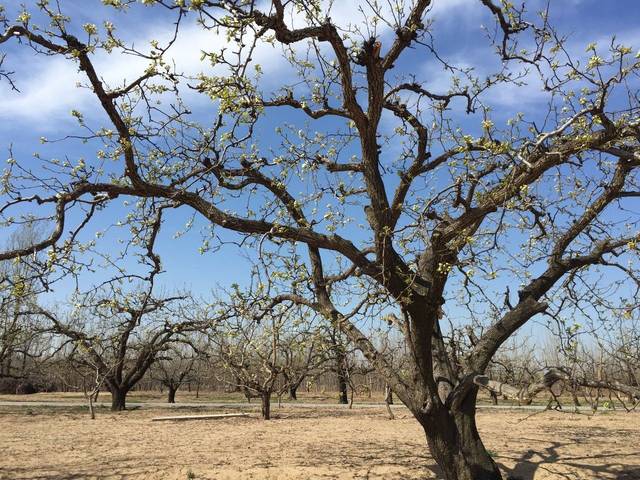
[[497, 440, 640, 480], [292, 436, 640, 480]]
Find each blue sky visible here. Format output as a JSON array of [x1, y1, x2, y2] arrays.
[[1, 0, 639, 339]]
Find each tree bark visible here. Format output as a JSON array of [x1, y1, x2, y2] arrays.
[[261, 391, 271, 420], [167, 385, 177, 403], [288, 385, 298, 400], [88, 395, 95, 420], [384, 384, 394, 405], [110, 387, 128, 411], [415, 391, 502, 480], [421, 414, 501, 480], [337, 371, 348, 404]]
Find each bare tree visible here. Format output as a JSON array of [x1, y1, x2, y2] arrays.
[[152, 343, 198, 404], [66, 349, 113, 419], [210, 305, 287, 420], [0, 225, 51, 390], [34, 284, 201, 411], [278, 323, 323, 401], [324, 327, 352, 405], [1, 2, 639, 478]]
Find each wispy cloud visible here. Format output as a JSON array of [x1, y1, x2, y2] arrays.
[[0, 15, 286, 128], [4, 1, 637, 129]]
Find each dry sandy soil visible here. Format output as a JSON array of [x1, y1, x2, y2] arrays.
[[1, 404, 639, 480]]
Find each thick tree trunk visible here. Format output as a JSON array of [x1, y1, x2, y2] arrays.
[[337, 371, 348, 404], [167, 385, 177, 403], [416, 391, 502, 480], [288, 385, 298, 400], [110, 387, 128, 411], [261, 392, 271, 420]]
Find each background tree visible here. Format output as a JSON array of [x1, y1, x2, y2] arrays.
[[209, 300, 286, 420], [0, 226, 51, 392], [152, 342, 199, 403], [34, 282, 198, 411], [66, 347, 113, 419], [278, 318, 323, 401], [323, 327, 352, 405]]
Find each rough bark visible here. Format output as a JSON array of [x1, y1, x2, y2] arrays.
[[337, 371, 348, 404], [261, 392, 272, 420], [288, 385, 298, 400], [416, 391, 501, 480], [110, 387, 127, 411], [167, 385, 177, 403]]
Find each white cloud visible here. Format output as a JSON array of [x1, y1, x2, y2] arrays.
[[0, 1, 488, 128], [0, 17, 287, 127], [0, 56, 88, 124], [7, 2, 633, 128]]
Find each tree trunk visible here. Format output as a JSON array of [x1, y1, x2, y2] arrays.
[[288, 385, 298, 400], [167, 385, 177, 403], [384, 384, 394, 405], [88, 395, 95, 420], [337, 371, 348, 404], [261, 391, 271, 420], [110, 387, 127, 411], [349, 384, 355, 409], [416, 391, 501, 480]]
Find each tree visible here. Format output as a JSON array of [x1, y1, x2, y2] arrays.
[[209, 287, 318, 419], [209, 300, 290, 420], [1, 1, 639, 478], [35, 283, 197, 411], [324, 327, 352, 405], [0, 226, 50, 390], [66, 348, 113, 419], [152, 342, 199, 403], [278, 319, 322, 401]]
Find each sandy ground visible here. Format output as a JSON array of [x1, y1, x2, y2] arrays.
[[1, 404, 639, 480]]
